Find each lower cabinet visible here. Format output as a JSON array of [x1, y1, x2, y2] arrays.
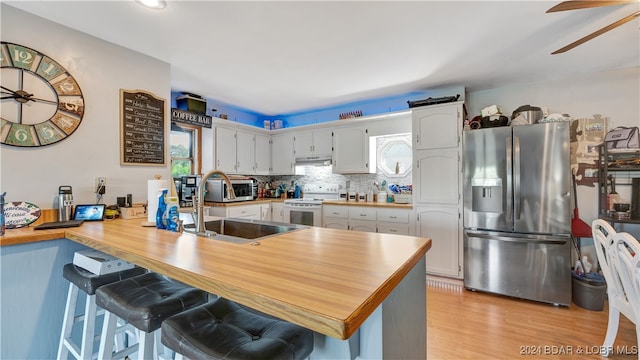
[[322, 205, 412, 235], [259, 204, 271, 221], [416, 205, 461, 278], [271, 202, 284, 223], [210, 204, 261, 220]]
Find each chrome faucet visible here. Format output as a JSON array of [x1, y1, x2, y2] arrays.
[[190, 170, 236, 236]]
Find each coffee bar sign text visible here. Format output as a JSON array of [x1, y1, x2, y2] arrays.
[[171, 108, 212, 128]]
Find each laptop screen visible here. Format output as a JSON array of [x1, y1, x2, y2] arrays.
[[73, 204, 106, 221]]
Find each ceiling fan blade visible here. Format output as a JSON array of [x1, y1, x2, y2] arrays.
[[552, 10, 640, 54], [547, 1, 634, 13]]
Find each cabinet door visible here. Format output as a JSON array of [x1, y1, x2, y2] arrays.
[[215, 127, 237, 173], [415, 149, 459, 204], [271, 203, 284, 222], [348, 206, 377, 221], [349, 219, 377, 233], [323, 205, 348, 219], [294, 131, 314, 158], [259, 204, 271, 221], [417, 205, 460, 277], [227, 205, 260, 219], [413, 103, 461, 150], [377, 222, 410, 235], [254, 133, 271, 175], [324, 217, 349, 230], [312, 129, 333, 157], [333, 126, 371, 174], [236, 130, 254, 174], [271, 133, 295, 175]]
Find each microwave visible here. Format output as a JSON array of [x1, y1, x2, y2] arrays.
[[204, 178, 257, 202]]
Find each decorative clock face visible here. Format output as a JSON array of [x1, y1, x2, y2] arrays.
[[0, 42, 85, 147]]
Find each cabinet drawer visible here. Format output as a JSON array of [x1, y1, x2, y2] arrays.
[[377, 222, 410, 235], [227, 205, 259, 218], [377, 209, 409, 223], [323, 205, 348, 218], [348, 207, 377, 221]]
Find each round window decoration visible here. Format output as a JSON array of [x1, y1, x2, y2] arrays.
[[1, 42, 85, 147], [378, 135, 412, 177]]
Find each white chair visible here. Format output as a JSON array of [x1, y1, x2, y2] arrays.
[[592, 219, 639, 358], [611, 232, 639, 359]]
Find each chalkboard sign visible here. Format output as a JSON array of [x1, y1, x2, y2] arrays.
[[120, 89, 166, 166]]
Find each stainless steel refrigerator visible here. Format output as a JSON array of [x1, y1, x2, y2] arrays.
[[463, 122, 571, 305]]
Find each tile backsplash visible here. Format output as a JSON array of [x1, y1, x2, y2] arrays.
[[253, 164, 411, 194]]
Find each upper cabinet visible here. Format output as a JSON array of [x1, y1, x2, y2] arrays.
[[254, 133, 271, 175], [271, 132, 295, 175], [294, 129, 333, 159], [214, 126, 238, 173], [236, 129, 255, 174], [413, 104, 461, 150], [214, 125, 271, 175], [333, 125, 374, 174]]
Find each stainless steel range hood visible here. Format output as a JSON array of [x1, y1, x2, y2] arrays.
[[294, 156, 332, 166]]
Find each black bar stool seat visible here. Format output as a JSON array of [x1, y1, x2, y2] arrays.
[[96, 272, 208, 359], [161, 297, 314, 360]]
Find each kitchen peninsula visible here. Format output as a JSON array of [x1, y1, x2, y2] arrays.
[[1, 218, 431, 359]]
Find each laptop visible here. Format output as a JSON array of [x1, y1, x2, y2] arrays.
[[33, 220, 84, 230]]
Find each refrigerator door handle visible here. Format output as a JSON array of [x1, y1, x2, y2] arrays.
[[465, 231, 569, 245], [513, 136, 521, 220], [506, 136, 513, 221]]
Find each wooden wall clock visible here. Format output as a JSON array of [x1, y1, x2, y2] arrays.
[[0, 42, 85, 147]]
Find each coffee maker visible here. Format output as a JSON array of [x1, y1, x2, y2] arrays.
[[175, 175, 199, 207]]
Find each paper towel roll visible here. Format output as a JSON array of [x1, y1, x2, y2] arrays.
[[147, 179, 168, 224]]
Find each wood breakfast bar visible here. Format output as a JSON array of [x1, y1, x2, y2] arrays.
[[1, 217, 431, 359]]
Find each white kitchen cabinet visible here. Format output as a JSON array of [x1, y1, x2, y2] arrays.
[[323, 205, 412, 235], [254, 133, 271, 175], [412, 101, 464, 278], [416, 205, 460, 277], [333, 125, 373, 174], [259, 203, 271, 221], [294, 129, 333, 159], [236, 130, 255, 174], [214, 126, 270, 175], [414, 149, 459, 204], [323, 205, 349, 229], [413, 103, 461, 150], [271, 133, 295, 175], [210, 204, 261, 220], [349, 219, 377, 232], [348, 206, 377, 221], [271, 202, 284, 223], [214, 126, 237, 173], [377, 208, 411, 235], [377, 222, 410, 235]]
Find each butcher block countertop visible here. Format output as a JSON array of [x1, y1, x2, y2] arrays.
[[1, 218, 430, 340]]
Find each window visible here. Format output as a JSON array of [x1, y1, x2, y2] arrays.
[[377, 134, 412, 177], [170, 123, 201, 177]]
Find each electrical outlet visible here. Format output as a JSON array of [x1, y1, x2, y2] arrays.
[[95, 177, 106, 194]]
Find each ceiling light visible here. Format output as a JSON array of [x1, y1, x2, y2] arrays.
[[135, 0, 167, 10]]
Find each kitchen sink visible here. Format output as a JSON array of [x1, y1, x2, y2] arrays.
[[183, 218, 304, 244]]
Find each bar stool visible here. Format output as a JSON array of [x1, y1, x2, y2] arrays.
[[57, 263, 148, 360], [95, 272, 208, 359], [161, 297, 314, 360]]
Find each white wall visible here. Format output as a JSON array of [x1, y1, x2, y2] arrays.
[[1, 5, 172, 209], [467, 67, 640, 226]]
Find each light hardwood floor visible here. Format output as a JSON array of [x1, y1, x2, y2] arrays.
[[427, 278, 638, 359]]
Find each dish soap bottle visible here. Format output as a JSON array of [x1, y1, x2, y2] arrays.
[[164, 195, 180, 232], [156, 189, 168, 229]]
